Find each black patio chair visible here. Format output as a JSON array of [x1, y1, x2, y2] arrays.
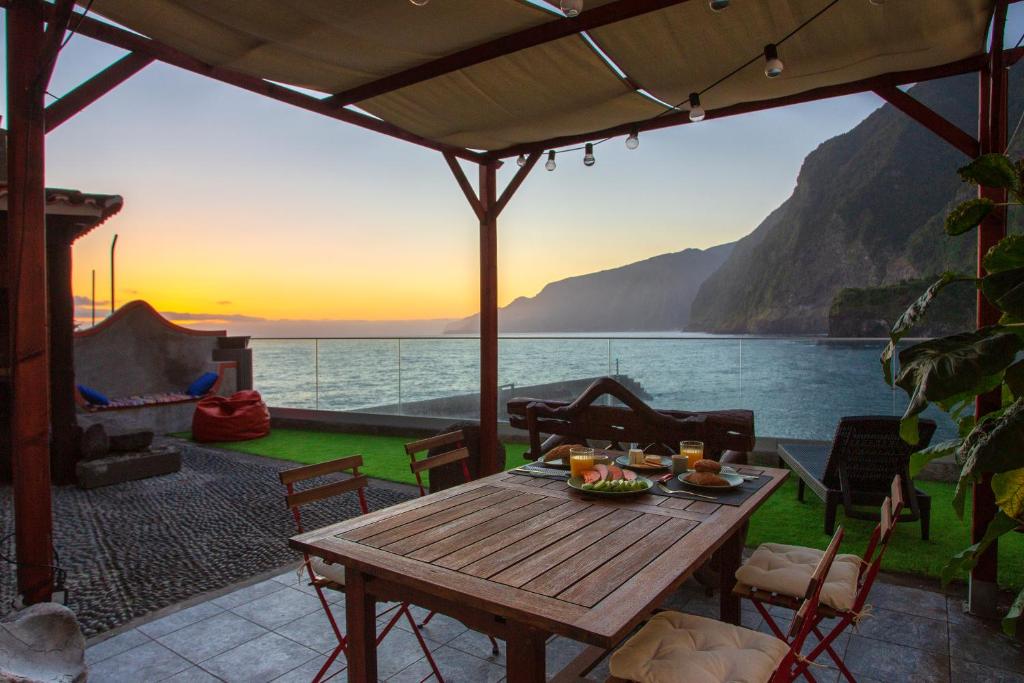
[[777, 416, 935, 539]]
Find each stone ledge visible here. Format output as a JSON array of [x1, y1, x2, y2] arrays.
[[76, 446, 181, 489]]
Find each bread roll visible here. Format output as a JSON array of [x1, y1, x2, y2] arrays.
[[693, 459, 721, 473], [543, 443, 585, 462], [686, 471, 728, 486]]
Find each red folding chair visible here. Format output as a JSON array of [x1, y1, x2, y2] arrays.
[[608, 527, 847, 683], [280, 456, 442, 683], [405, 431, 501, 658], [734, 475, 906, 682]]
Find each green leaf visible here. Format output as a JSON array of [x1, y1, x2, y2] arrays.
[[1003, 587, 1024, 636], [940, 511, 1019, 586], [993, 467, 1024, 520], [895, 329, 1023, 444], [954, 398, 1024, 515], [909, 439, 961, 477], [981, 267, 1024, 318], [959, 153, 1021, 193], [946, 198, 995, 236], [984, 235, 1024, 273], [880, 273, 972, 386], [1007, 360, 1024, 400]]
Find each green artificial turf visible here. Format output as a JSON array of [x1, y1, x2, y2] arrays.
[[181, 428, 1022, 589], [178, 428, 526, 487]]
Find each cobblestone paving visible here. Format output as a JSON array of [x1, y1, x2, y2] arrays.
[[1, 441, 413, 636]]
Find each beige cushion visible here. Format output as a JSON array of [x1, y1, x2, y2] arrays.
[[311, 557, 346, 586], [610, 611, 789, 683], [735, 543, 861, 612]]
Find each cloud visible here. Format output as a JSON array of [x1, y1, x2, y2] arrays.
[[73, 295, 109, 306], [160, 311, 266, 323], [215, 300, 232, 305]]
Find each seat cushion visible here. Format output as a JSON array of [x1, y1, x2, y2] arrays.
[[311, 557, 346, 586], [735, 543, 861, 611], [609, 611, 788, 683]]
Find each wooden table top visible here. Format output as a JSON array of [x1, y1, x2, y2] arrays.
[[290, 465, 788, 647]]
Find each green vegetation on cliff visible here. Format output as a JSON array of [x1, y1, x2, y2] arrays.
[[828, 277, 975, 338]]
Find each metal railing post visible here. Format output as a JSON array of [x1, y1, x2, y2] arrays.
[[315, 338, 319, 410], [398, 338, 403, 415]]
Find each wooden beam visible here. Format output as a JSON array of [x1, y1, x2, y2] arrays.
[[35, 0, 73, 90], [486, 54, 989, 159], [444, 153, 485, 222], [495, 152, 540, 218], [5, 0, 55, 604], [45, 53, 155, 133], [11, 0, 483, 162], [326, 0, 697, 107], [479, 162, 500, 475], [874, 86, 979, 157]]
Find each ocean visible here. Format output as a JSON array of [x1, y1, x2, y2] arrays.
[[250, 335, 955, 442]]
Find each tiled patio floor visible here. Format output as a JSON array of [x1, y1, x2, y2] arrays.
[[84, 566, 1024, 683]]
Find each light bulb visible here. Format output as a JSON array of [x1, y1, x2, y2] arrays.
[[709, 0, 729, 11], [410, 0, 429, 5], [625, 130, 639, 150], [560, 0, 583, 17], [545, 150, 557, 171], [869, 0, 884, 4], [688, 92, 705, 122], [516, 154, 527, 167], [763, 44, 784, 78], [583, 143, 596, 167]]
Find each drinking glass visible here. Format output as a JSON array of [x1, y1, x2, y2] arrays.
[[680, 441, 704, 469], [569, 446, 596, 478]]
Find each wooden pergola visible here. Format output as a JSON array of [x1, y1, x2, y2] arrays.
[[2, 0, 1017, 616]]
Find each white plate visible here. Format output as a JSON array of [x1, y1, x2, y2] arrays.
[[567, 475, 653, 496], [677, 472, 744, 490], [614, 455, 671, 470]]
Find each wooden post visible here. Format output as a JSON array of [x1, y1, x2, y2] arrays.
[[479, 161, 500, 475], [6, 0, 55, 603], [970, 1, 1008, 618], [47, 231, 79, 484]]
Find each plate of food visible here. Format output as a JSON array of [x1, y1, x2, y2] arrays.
[[614, 454, 671, 471], [678, 459, 744, 490], [568, 463, 652, 496]]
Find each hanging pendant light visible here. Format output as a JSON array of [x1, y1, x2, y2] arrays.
[[709, 0, 729, 11], [545, 150, 557, 171], [763, 44, 784, 78], [625, 129, 640, 150], [688, 93, 705, 122], [583, 143, 596, 167], [560, 0, 583, 17], [516, 154, 528, 167], [410, 0, 429, 5]]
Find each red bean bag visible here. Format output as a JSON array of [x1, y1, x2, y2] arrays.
[[192, 390, 270, 443]]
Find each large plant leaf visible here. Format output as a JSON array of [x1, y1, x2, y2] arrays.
[[993, 467, 1024, 520], [1007, 360, 1024, 400], [954, 398, 1024, 516], [1004, 587, 1024, 636], [880, 273, 972, 386], [946, 198, 995, 236], [981, 267, 1024, 318], [984, 235, 1024, 273], [909, 439, 961, 477], [958, 153, 1022, 194], [940, 511, 1019, 586], [895, 329, 1023, 444]]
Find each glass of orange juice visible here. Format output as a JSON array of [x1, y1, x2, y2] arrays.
[[569, 447, 596, 478], [680, 441, 704, 469]]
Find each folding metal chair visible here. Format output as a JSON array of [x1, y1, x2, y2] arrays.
[[406, 431, 501, 657], [280, 456, 443, 683], [608, 527, 847, 683], [734, 476, 906, 682]]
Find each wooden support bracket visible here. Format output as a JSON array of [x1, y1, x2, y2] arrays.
[[874, 86, 980, 158]]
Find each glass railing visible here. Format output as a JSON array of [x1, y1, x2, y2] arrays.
[[250, 336, 954, 441]]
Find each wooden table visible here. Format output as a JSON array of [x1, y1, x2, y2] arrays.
[[290, 465, 788, 682]]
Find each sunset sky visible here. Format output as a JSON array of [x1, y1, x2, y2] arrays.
[[4, 9, 1022, 334]]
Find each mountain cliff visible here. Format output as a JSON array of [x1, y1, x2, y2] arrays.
[[689, 68, 1024, 334], [445, 243, 734, 333]]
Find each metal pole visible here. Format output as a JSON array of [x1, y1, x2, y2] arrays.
[[314, 338, 319, 411], [91, 269, 96, 326], [110, 233, 118, 314], [397, 338, 402, 415]]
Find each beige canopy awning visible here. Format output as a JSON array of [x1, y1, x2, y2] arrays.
[[86, 0, 995, 153]]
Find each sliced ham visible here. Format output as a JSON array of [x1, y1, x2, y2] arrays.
[[595, 463, 609, 481], [622, 469, 637, 481], [608, 466, 623, 481], [582, 469, 601, 484]]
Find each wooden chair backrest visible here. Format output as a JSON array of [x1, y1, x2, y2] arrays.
[[825, 416, 935, 492], [279, 455, 368, 533], [405, 430, 472, 496], [788, 527, 844, 644]]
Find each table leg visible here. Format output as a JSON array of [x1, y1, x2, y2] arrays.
[[346, 569, 377, 683], [719, 522, 745, 625], [506, 624, 547, 682]]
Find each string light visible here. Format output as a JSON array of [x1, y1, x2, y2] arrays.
[[763, 44, 784, 78], [560, 0, 583, 17], [688, 93, 705, 122], [583, 143, 596, 166], [516, 154, 528, 167], [409, 0, 429, 5], [625, 129, 640, 150], [869, 0, 885, 4], [545, 150, 557, 171], [709, 0, 729, 11]]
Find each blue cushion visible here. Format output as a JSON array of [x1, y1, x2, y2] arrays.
[[77, 385, 110, 406], [186, 371, 219, 397]]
